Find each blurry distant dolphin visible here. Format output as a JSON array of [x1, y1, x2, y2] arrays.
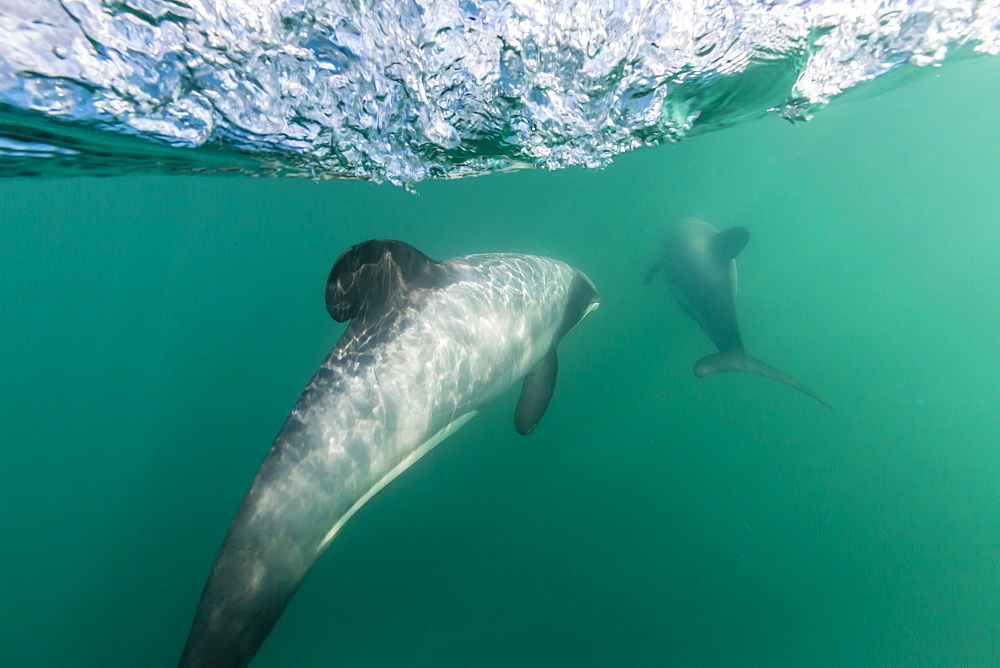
[[643, 218, 829, 408], [179, 240, 600, 667]]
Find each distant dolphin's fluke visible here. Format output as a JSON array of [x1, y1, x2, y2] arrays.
[[694, 350, 832, 409], [645, 217, 830, 409]]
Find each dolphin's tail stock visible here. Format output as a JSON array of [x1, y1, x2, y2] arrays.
[[177, 480, 316, 668], [693, 350, 831, 409]]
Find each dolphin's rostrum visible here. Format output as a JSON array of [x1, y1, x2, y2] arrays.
[[644, 218, 829, 408], [179, 240, 600, 667]]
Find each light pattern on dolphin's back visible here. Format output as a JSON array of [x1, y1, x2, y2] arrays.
[[179, 244, 598, 668]]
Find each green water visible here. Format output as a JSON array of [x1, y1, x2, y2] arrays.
[[2, 57, 999, 667]]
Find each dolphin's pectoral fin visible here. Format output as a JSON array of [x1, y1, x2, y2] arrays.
[[642, 259, 663, 285], [712, 227, 750, 260], [514, 350, 558, 435], [325, 239, 448, 323], [693, 350, 831, 409]]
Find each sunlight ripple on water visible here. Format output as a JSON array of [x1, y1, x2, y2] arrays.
[[1, 0, 997, 182]]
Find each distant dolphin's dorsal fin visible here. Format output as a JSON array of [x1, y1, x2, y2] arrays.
[[325, 239, 447, 322], [712, 227, 750, 260], [514, 350, 558, 435]]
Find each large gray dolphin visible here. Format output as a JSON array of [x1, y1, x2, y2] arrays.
[[179, 240, 600, 667], [643, 218, 829, 408]]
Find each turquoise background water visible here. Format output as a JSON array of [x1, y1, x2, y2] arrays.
[[2, 56, 998, 666]]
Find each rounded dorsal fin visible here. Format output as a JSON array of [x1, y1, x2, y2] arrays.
[[713, 227, 750, 260], [325, 240, 445, 322]]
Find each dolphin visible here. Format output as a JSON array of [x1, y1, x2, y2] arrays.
[[643, 218, 829, 408], [179, 239, 600, 667]]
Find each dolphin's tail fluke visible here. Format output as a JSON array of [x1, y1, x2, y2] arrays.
[[693, 350, 831, 409]]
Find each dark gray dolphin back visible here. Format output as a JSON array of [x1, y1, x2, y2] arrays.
[[644, 221, 748, 354], [326, 239, 449, 323], [696, 226, 749, 353]]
